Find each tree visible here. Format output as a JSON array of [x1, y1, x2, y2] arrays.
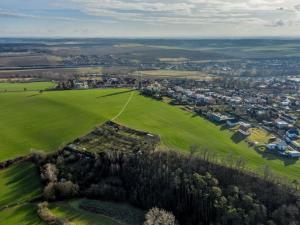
[[144, 208, 178, 225], [43, 182, 56, 201]]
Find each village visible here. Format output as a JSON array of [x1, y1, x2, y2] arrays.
[[140, 77, 300, 159]]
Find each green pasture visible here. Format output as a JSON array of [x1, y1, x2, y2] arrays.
[[0, 162, 43, 225], [50, 199, 145, 225], [0, 88, 299, 179], [0, 204, 45, 225], [0, 162, 42, 209], [0, 82, 55, 92]]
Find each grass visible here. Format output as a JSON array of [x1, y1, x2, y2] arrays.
[[0, 88, 299, 179], [0, 162, 43, 209], [0, 82, 55, 92], [49, 199, 145, 225], [0, 162, 43, 225], [0, 204, 45, 225], [248, 128, 273, 145]]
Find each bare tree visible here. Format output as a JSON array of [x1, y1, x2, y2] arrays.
[[144, 208, 178, 225]]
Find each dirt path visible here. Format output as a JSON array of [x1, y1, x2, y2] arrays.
[[111, 91, 135, 121]]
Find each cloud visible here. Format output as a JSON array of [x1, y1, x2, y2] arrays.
[[0, 8, 116, 23], [63, 0, 300, 26], [295, 4, 300, 11], [272, 19, 286, 27]]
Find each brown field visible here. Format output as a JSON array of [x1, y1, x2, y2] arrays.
[[133, 70, 215, 80], [0, 55, 63, 67], [159, 57, 188, 63]]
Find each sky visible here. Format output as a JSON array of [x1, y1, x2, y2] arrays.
[[1, 0, 300, 38]]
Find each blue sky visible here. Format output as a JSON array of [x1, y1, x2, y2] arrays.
[[1, 0, 300, 37]]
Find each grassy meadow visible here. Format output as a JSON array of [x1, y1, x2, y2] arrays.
[[0, 87, 299, 179], [0, 162, 42, 209], [0, 204, 45, 225], [0, 82, 55, 92], [49, 199, 145, 225]]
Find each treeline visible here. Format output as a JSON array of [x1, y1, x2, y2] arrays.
[[38, 147, 300, 225]]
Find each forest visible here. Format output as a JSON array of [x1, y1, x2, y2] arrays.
[[37, 136, 300, 225]]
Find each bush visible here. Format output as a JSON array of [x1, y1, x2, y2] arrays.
[[37, 201, 72, 225]]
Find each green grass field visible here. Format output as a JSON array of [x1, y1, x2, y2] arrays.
[[50, 199, 145, 225], [0, 82, 55, 92], [0, 204, 45, 225], [0, 162, 43, 225], [0, 88, 299, 179], [0, 162, 42, 209]]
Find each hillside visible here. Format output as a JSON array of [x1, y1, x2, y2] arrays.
[[0, 88, 299, 179]]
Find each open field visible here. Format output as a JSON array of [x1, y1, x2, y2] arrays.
[[134, 70, 214, 80], [0, 162, 43, 225], [50, 200, 121, 225], [159, 57, 188, 63], [0, 204, 45, 225], [0, 162, 42, 209], [50, 199, 145, 225], [0, 82, 55, 92], [0, 88, 299, 179]]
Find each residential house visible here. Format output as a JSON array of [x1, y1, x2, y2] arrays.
[[238, 122, 251, 136]]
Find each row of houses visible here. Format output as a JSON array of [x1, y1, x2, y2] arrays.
[[267, 128, 300, 158]]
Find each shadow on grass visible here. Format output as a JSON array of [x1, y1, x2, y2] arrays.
[[2, 203, 43, 225], [26, 93, 40, 98], [97, 90, 134, 98], [0, 162, 42, 208], [231, 132, 247, 144], [191, 113, 199, 118], [254, 147, 298, 166], [219, 124, 227, 131]]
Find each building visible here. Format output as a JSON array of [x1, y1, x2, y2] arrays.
[[208, 112, 229, 123], [74, 81, 89, 89], [238, 122, 251, 136], [291, 140, 300, 151], [267, 140, 287, 152], [287, 150, 300, 158], [227, 118, 239, 127], [286, 129, 299, 140], [275, 119, 289, 129]]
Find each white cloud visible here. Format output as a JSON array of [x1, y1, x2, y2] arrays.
[[64, 0, 300, 27]]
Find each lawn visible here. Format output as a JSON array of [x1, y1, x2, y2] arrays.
[[0, 162, 43, 209], [248, 128, 273, 145], [0, 88, 299, 179], [0, 82, 55, 92], [49, 199, 145, 225]]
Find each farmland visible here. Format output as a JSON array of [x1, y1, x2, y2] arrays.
[[133, 70, 214, 79], [0, 82, 55, 92], [0, 88, 299, 179]]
